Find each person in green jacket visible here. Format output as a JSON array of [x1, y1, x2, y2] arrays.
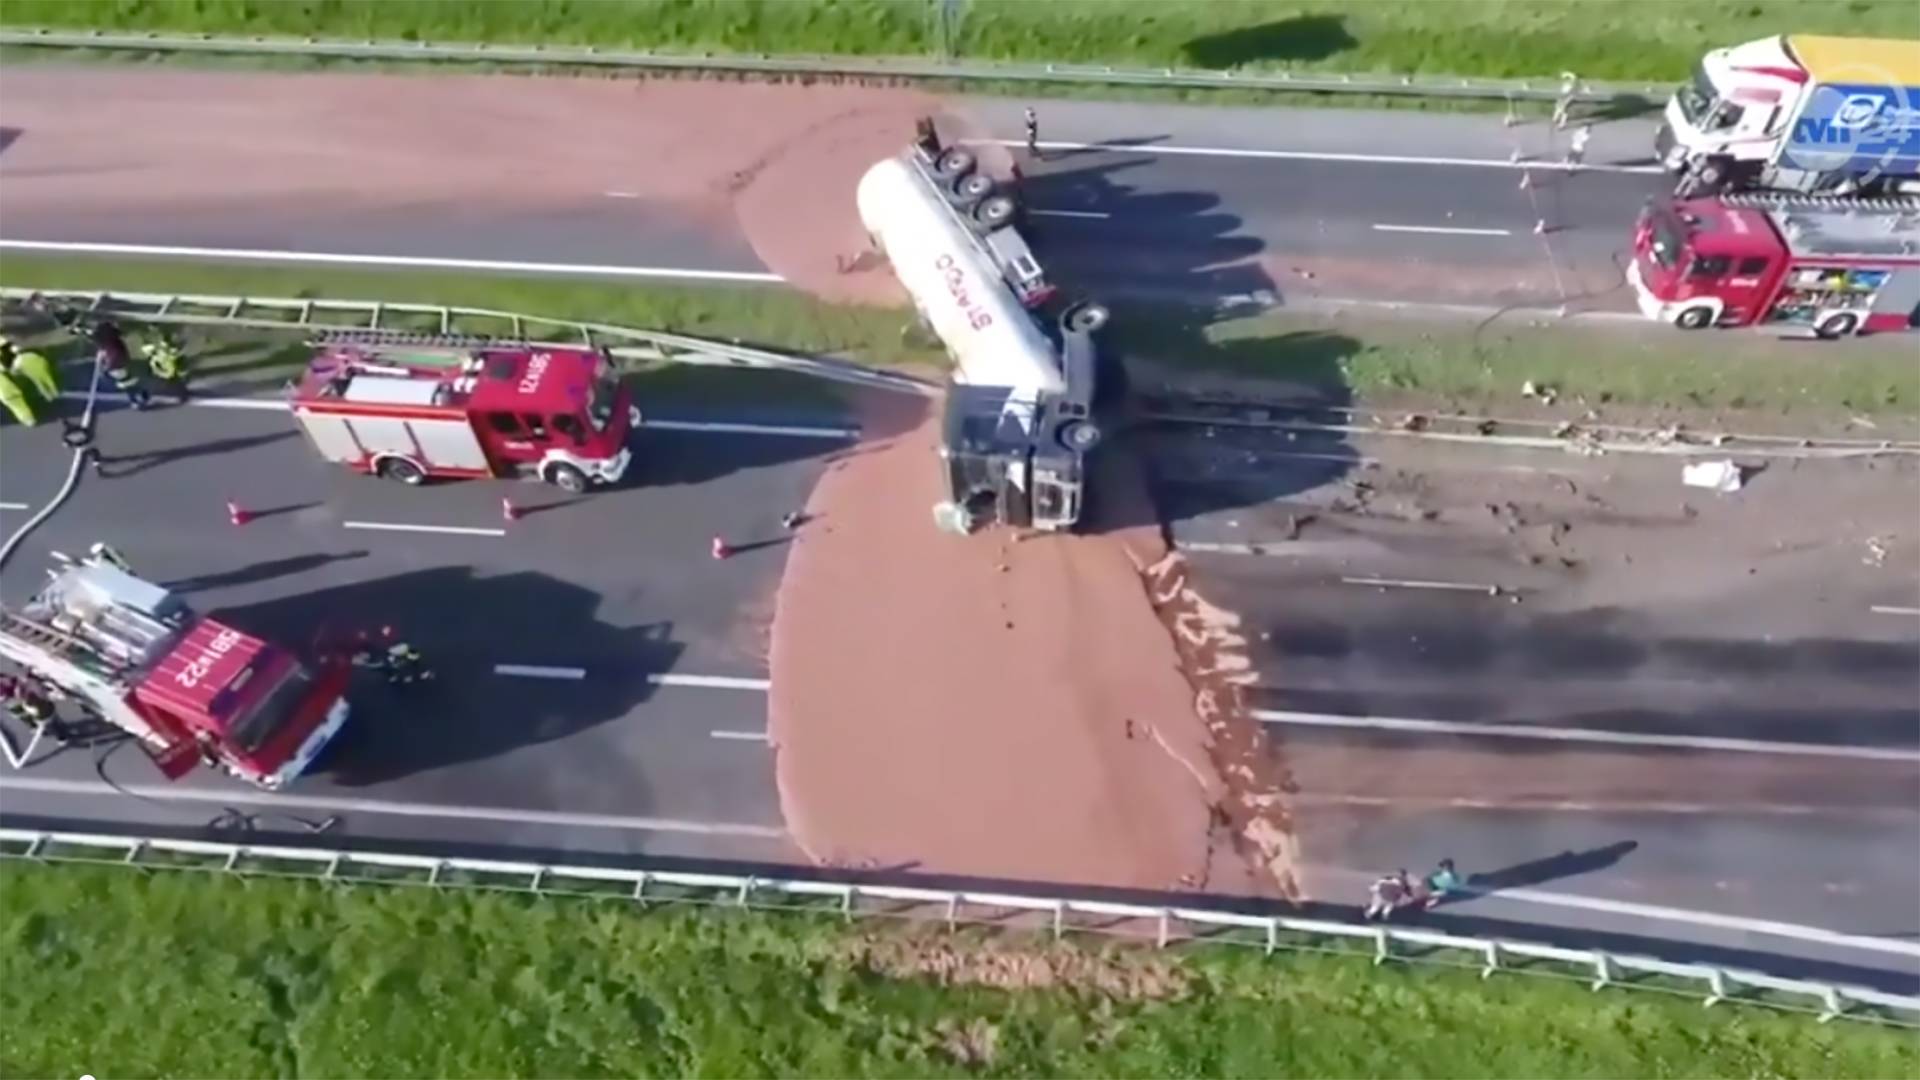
[[4, 338, 62, 409], [142, 333, 190, 402], [0, 366, 37, 426]]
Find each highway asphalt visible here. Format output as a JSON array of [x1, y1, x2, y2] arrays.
[[0, 67, 1666, 310]]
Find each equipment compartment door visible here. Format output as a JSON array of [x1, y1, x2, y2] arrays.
[[346, 416, 420, 456], [294, 411, 363, 463], [407, 419, 490, 471]]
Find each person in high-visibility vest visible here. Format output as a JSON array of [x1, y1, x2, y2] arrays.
[[86, 318, 150, 410], [141, 333, 189, 402], [3, 336, 62, 410], [0, 366, 37, 426]]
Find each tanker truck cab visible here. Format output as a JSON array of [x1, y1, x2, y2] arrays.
[[293, 336, 639, 493]]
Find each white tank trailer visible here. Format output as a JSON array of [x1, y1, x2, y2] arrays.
[[856, 119, 1110, 533]]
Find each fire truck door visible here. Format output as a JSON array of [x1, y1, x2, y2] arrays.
[[146, 736, 202, 779]]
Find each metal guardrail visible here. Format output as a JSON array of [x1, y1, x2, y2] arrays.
[[0, 287, 935, 397], [2, 826, 1914, 1028], [0, 27, 1669, 104]]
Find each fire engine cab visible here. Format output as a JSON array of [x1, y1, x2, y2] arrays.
[[0, 547, 350, 787], [1629, 194, 1920, 337], [290, 333, 640, 492]]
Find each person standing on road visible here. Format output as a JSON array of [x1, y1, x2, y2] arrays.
[[1564, 124, 1591, 169], [1024, 106, 1040, 160], [86, 318, 150, 411], [5, 337, 63, 416], [142, 332, 190, 402], [0, 365, 37, 426]]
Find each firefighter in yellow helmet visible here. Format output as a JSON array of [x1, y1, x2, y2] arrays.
[[3, 335, 63, 412], [141, 332, 189, 402]]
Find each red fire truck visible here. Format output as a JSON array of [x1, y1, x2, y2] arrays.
[[290, 333, 640, 492], [1628, 194, 1920, 338], [0, 546, 350, 787]]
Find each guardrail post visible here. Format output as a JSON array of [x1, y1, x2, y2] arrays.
[[1264, 918, 1277, 956], [529, 868, 545, 894], [1481, 940, 1500, 979], [1157, 910, 1171, 949], [1051, 902, 1065, 940], [427, 861, 443, 888], [223, 849, 242, 874], [122, 840, 145, 866], [1818, 984, 1845, 1023], [736, 877, 754, 907], [841, 886, 855, 923], [1590, 951, 1612, 992], [945, 894, 958, 932], [323, 854, 341, 881], [1703, 967, 1728, 1008], [1373, 927, 1391, 965], [631, 871, 650, 906]]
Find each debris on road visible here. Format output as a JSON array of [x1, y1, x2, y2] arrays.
[[1682, 460, 1746, 493], [1864, 536, 1890, 567], [1521, 380, 1558, 405]]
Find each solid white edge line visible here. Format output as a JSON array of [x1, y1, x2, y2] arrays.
[[642, 419, 858, 440], [1486, 885, 1920, 960], [0, 239, 786, 284], [1028, 208, 1111, 219], [989, 138, 1666, 175], [648, 673, 773, 691], [709, 730, 771, 742], [494, 664, 588, 680], [1255, 709, 1920, 763], [0, 775, 788, 839], [0, 502, 28, 511], [1372, 223, 1515, 237], [342, 520, 508, 538], [1870, 605, 1920, 616]]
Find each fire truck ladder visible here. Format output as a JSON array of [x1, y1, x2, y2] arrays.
[[0, 609, 125, 770], [1717, 192, 1920, 215], [0, 288, 936, 397]]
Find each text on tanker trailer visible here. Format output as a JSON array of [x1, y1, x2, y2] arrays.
[[291, 333, 641, 493], [1628, 194, 1920, 337], [1656, 35, 1920, 197], [856, 119, 1109, 534], [0, 547, 350, 787]]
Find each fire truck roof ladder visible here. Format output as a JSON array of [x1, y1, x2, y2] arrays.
[[1718, 192, 1920, 214]]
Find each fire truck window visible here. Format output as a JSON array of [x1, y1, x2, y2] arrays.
[[552, 414, 587, 445], [486, 413, 522, 436], [1736, 257, 1769, 276], [1688, 254, 1731, 279], [522, 414, 548, 439]]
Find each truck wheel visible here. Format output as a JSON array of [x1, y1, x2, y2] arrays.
[[1057, 419, 1102, 452], [546, 463, 589, 493], [1063, 302, 1110, 335], [1673, 305, 1715, 330], [1814, 312, 1860, 340], [1692, 160, 1726, 193], [954, 173, 994, 201], [935, 148, 976, 178], [973, 195, 1017, 229], [378, 457, 425, 485]]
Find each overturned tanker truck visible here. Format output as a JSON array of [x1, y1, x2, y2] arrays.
[[857, 119, 1110, 534]]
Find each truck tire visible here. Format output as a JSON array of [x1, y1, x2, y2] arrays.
[[1692, 160, 1726, 194], [1063, 302, 1110, 335], [378, 457, 425, 485], [934, 148, 976, 178], [1057, 419, 1102, 452], [1814, 312, 1860, 340], [546, 462, 590, 493], [954, 173, 995, 201], [973, 195, 1017, 229], [1673, 305, 1715, 330]]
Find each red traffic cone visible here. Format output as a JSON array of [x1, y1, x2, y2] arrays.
[[226, 500, 253, 527], [711, 535, 731, 561], [501, 496, 520, 522]]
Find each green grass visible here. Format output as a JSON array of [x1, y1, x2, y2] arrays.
[[3, 861, 1913, 1078], [7, 253, 1915, 424], [4, 1, 1910, 84], [1116, 302, 1920, 424]]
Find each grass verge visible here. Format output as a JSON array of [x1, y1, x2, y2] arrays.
[[5, 253, 1914, 426], [3, 861, 1913, 1078], [3, 0, 1909, 84]]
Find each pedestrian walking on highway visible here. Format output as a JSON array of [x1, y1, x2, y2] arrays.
[[1024, 106, 1040, 160], [142, 331, 190, 402], [1364, 869, 1415, 921], [0, 366, 38, 427], [87, 318, 150, 411], [1564, 124, 1592, 169]]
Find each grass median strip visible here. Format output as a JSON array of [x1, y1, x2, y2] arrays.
[[2, 861, 1913, 1078], [4, 0, 1911, 85]]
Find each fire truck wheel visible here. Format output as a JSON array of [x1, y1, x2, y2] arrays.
[[973, 195, 1017, 229], [1672, 305, 1715, 330], [1057, 419, 1102, 452], [546, 463, 590, 493], [1814, 312, 1860, 340], [378, 457, 426, 485], [934, 148, 976, 178]]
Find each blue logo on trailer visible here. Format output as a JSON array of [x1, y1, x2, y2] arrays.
[[1786, 81, 1920, 173]]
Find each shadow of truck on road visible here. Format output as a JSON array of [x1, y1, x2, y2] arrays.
[[212, 565, 684, 787]]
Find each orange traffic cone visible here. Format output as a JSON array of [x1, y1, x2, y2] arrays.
[[502, 496, 520, 522], [226, 500, 253, 527], [711, 535, 731, 561]]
